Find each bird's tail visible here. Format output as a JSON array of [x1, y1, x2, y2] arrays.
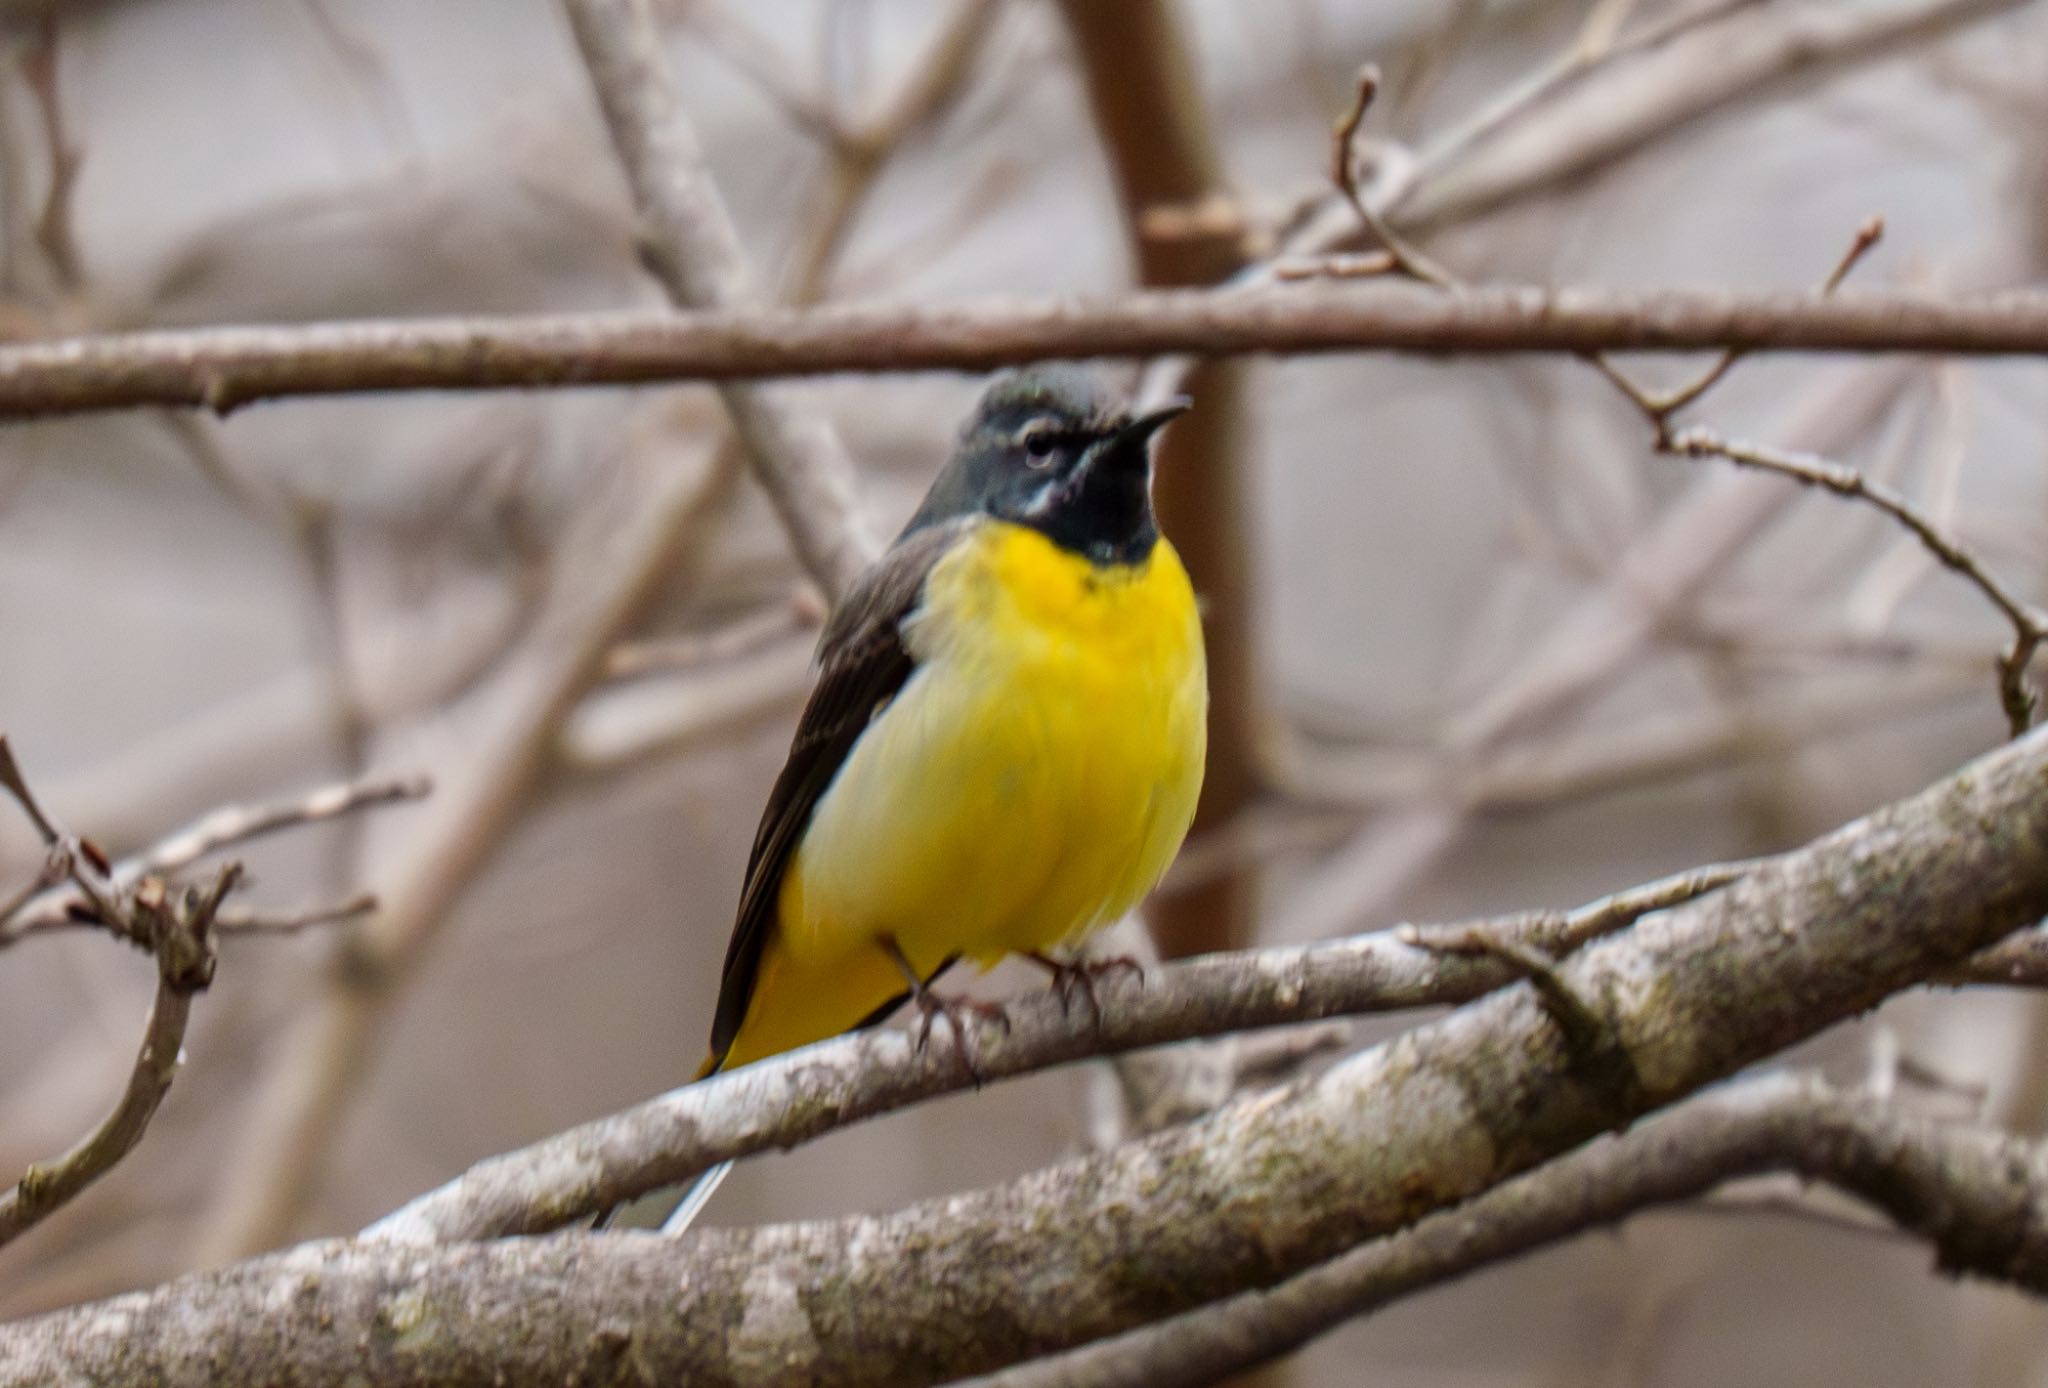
[[594, 1050, 728, 1233], [653, 1050, 731, 1234], [657, 1160, 734, 1233]]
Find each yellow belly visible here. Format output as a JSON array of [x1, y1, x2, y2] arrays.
[[720, 521, 1207, 1068]]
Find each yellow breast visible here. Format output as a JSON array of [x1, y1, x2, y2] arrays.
[[782, 519, 1209, 973]]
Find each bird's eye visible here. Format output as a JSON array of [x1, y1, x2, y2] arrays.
[[1020, 424, 1061, 468]]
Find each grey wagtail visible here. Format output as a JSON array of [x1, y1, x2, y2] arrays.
[[650, 366, 1205, 1231]]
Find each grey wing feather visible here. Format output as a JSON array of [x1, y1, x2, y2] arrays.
[[704, 518, 974, 1067]]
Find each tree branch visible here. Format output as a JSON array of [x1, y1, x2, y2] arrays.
[[365, 860, 1753, 1245], [0, 771, 430, 947], [0, 754, 424, 1247], [11, 723, 2048, 1383], [562, 0, 877, 600], [0, 863, 233, 1248], [1664, 425, 2048, 732], [960, 1072, 2048, 1388], [1, 285, 2045, 418], [1584, 218, 2048, 733]]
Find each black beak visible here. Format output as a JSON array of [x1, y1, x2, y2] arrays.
[[1083, 397, 1191, 482], [1111, 397, 1193, 454]]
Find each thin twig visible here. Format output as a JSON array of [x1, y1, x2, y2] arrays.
[[1329, 67, 1453, 287], [1666, 427, 2048, 731], [1588, 219, 2048, 732], [1591, 216, 1886, 437], [19, 20, 84, 293], [0, 980, 193, 1248], [1940, 924, 2048, 986], [0, 772, 430, 946], [0, 863, 236, 1248], [210, 893, 380, 936], [1398, 859, 1753, 957], [0, 734, 62, 845]]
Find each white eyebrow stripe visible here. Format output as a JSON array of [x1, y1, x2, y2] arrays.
[[1020, 476, 1063, 516]]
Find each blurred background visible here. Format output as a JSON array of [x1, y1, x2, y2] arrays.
[[1, 0, 2046, 1383]]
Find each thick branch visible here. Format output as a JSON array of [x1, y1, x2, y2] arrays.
[[0, 285, 2046, 418], [965, 1072, 2048, 1388], [10, 730, 2048, 1384], [365, 863, 1749, 1244]]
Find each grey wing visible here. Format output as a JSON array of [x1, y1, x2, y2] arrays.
[[704, 518, 974, 1068]]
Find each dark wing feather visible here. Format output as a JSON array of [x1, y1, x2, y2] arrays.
[[705, 519, 974, 1067]]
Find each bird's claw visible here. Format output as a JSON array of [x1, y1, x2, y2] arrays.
[[1028, 951, 1144, 1028], [910, 990, 1010, 1085]]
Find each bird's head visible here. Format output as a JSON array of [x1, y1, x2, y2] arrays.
[[902, 365, 1190, 565]]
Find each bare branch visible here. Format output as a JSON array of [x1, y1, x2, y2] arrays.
[[0, 981, 193, 1248], [0, 772, 431, 947], [112, 774, 428, 884], [1329, 66, 1453, 288], [1588, 221, 2048, 732], [961, 1073, 2048, 1388], [19, 19, 84, 292], [1943, 925, 2048, 987], [1592, 215, 1888, 423], [0, 863, 235, 1248], [367, 857, 1756, 1243], [17, 723, 2048, 1384], [0, 733, 62, 845], [1663, 427, 2048, 732], [562, 0, 877, 599], [2, 285, 2046, 417], [209, 893, 379, 936], [0, 754, 412, 1251], [1588, 216, 1886, 432]]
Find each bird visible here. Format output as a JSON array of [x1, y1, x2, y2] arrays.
[[653, 365, 1207, 1231]]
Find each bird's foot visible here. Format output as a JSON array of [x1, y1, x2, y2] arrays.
[[908, 989, 1010, 1084], [1027, 950, 1144, 1029], [881, 935, 1009, 1084]]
